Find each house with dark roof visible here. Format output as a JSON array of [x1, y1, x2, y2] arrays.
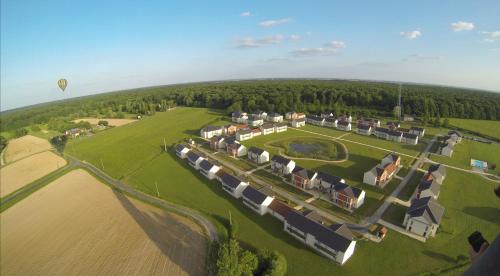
[[226, 142, 247, 157], [248, 147, 269, 164], [271, 155, 296, 175], [266, 112, 283, 123], [402, 132, 419, 145], [321, 112, 334, 118], [232, 111, 248, 123], [336, 120, 351, 131], [251, 110, 268, 120], [283, 211, 356, 264], [236, 129, 253, 141], [242, 186, 274, 215], [261, 123, 275, 135], [356, 123, 372, 136], [274, 122, 288, 133], [364, 153, 401, 188], [403, 196, 445, 238], [175, 144, 191, 159], [338, 114, 353, 123], [386, 121, 401, 129], [315, 172, 345, 189], [200, 125, 224, 139], [374, 127, 390, 139], [199, 159, 221, 180], [210, 136, 225, 150], [428, 164, 446, 184], [388, 130, 403, 142], [291, 118, 306, 128], [187, 151, 205, 170], [268, 200, 294, 222], [219, 172, 249, 198], [381, 152, 401, 167], [247, 115, 264, 127], [357, 118, 381, 127], [291, 166, 318, 189], [409, 126, 425, 138], [448, 130, 463, 143], [306, 115, 325, 126], [324, 117, 338, 128], [439, 141, 454, 157], [416, 179, 440, 199], [330, 183, 365, 209]]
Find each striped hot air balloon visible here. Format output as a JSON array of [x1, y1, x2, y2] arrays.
[[58, 79, 68, 92]]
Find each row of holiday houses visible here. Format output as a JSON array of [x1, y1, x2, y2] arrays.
[[438, 130, 463, 157], [174, 144, 357, 265]]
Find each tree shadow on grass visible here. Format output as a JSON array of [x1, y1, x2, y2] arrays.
[[111, 189, 207, 275], [422, 250, 456, 264], [463, 206, 500, 226]]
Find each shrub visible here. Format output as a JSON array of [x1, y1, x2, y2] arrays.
[[256, 249, 287, 276], [216, 239, 258, 276]]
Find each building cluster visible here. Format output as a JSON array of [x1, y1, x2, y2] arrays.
[[175, 143, 357, 265], [403, 164, 446, 238], [64, 128, 90, 138], [305, 113, 353, 132], [438, 130, 463, 157], [363, 153, 401, 188], [271, 155, 365, 210], [356, 118, 425, 145]]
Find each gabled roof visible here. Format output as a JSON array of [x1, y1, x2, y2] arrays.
[[384, 152, 400, 163], [292, 166, 317, 179], [333, 183, 363, 198], [293, 118, 306, 123], [407, 196, 445, 224], [357, 124, 371, 130], [306, 114, 324, 121], [398, 128, 410, 133], [267, 112, 282, 117], [242, 186, 269, 205], [403, 132, 418, 139], [225, 136, 238, 145], [410, 126, 425, 132], [448, 130, 463, 137], [317, 171, 343, 185], [232, 111, 245, 117], [261, 123, 274, 130], [388, 130, 403, 137], [228, 143, 245, 150], [338, 120, 350, 126], [238, 129, 252, 135], [187, 151, 202, 162], [375, 127, 389, 133], [272, 155, 293, 166], [428, 164, 447, 178], [199, 159, 216, 171], [210, 135, 224, 142], [202, 125, 223, 132], [285, 211, 352, 252], [221, 173, 244, 188], [248, 146, 266, 155], [275, 122, 288, 127], [330, 223, 354, 240], [268, 200, 293, 218], [248, 115, 263, 121], [418, 179, 440, 196], [175, 144, 189, 153], [325, 117, 338, 123]]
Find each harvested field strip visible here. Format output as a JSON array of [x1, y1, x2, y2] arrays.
[[0, 151, 67, 197], [3, 135, 52, 164], [0, 169, 207, 275], [73, 118, 137, 126]]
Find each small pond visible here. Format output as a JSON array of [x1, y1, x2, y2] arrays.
[[289, 142, 322, 154]]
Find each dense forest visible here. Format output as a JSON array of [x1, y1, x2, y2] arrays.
[[1, 80, 499, 132]]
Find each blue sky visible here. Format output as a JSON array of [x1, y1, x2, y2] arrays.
[[1, 0, 499, 110]]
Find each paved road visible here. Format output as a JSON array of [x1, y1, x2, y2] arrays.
[[65, 154, 220, 243], [367, 136, 436, 224]]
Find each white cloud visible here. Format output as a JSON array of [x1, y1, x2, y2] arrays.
[[289, 34, 302, 41], [400, 30, 422, 39], [450, 21, 475, 32], [404, 54, 444, 62], [481, 31, 500, 42], [258, 18, 292, 28], [235, 35, 284, 48], [240, 11, 252, 17], [291, 40, 346, 57]]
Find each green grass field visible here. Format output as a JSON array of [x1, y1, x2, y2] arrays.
[[447, 118, 500, 140], [430, 140, 500, 175], [66, 107, 499, 275]]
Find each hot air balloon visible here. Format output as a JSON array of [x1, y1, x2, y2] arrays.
[[58, 79, 68, 92]]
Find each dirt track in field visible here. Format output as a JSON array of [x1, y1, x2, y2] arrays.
[[0, 169, 207, 275], [0, 151, 67, 197], [2, 135, 52, 164], [73, 118, 137, 126]]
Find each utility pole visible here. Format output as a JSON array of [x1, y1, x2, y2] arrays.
[[100, 158, 105, 170], [155, 181, 160, 197], [163, 138, 167, 152]]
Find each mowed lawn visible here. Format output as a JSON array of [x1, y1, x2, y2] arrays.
[[448, 118, 500, 139], [430, 140, 500, 175], [67, 107, 499, 275]]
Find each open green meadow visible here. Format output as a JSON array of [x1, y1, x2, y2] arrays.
[[66, 107, 499, 275], [447, 118, 500, 140]]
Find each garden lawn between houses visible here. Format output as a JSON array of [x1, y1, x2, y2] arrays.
[[66, 107, 499, 275]]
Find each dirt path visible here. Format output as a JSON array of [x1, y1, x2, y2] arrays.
[[1, 169, 207, 276]]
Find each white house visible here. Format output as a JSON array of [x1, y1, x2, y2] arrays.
[[356, 124, 372, 136], [266, 112, 283, 123], [236, 129, 253, 141], [291, 118, 306, 128], [187, 152, 205, 170], [227, 143, 247, 157], [248, 147, 269, 164], [338, 114, 353, 123], [315, 172, 346, 189], [409, 127, 425, 138], [271, 155, 296, 175], [274, 122, 288, 133], [198, 159, 220, 180], [261, 123, 275, 135], [175, 144, 190, 159], [428, 164, 446, 184], [330, 183, 366, 209], [324, 117, 338, 128], [200, 126, 224, 139], [247, 115, 264, 127], [252, 110, 268, 120], [403, 196, 445, 238], [284, 211, 356, 265], [232, 111, 248, 123], [374, 127, 389, 139], [448, 130, 463, 143], [336, 121, 351, 131], [306, 115, 325, 126], [402, 132, 419, 145], [220, 173, 249, 198], [242, 186, 274, 215]]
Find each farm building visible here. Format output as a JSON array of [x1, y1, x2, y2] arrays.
[[330, 183, 365, 209], [187, 152, 205, 170], [220, 173, 249, 198], [271, 155, 296, 175], [199, 159, 220, 180], [356, 124, 372, 136], [291, 118, 306, 128], [409, 127, 425, 138], [266, 112, 283, 123], [261, 123, 275, 135], [175, 144, 191, 159], [227, 143, 247, 157], [242, 186, 274, 215], [268, 200, 294, 222], [283, 211, 356, 265], [236, 129, 253, 141], [403, 196, 444, 238], [248, 147, 269, 164], [274, 122, 288, 133], [200, 126, 224, 139], [336, 121, 351, 131], [291, 166, 318, 189]]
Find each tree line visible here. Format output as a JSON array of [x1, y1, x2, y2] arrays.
[[2, 80, 499, 133]]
